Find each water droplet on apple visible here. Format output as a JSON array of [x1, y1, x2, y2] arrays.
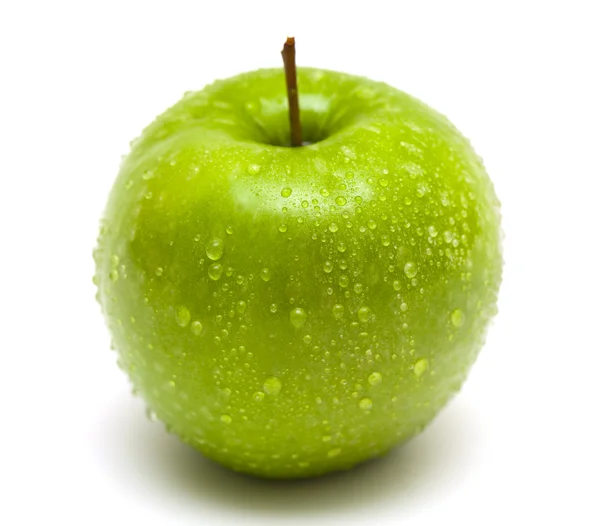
[[226, 226, 234, 235], [146, 408, 158, 422], [381, 234, 391, 246], [323, 261, 334, 273], [110, 254, 119, 267], [279, 224, 288, 233], [331, 304, 345, 320], [253, 391, 265, 402], [190, 320, 203, 335], [340, 145, 356, 159], [320, 188, 330, 197], [368, 372, 382, 386], [175, 306, 191, 327], [208, 263, 223, 280], [220, 414, 232, 424], [247, 164, 261, 174], [263, 376, 282, 395], [359, 398, 373, 410], [290, 308, 307, 328], [451, 308, 465, 327], [444, 231, 455, 243], [260, 268, 271, 282], [353, 283, 363, 294], [337, 241, 347, 253], [237, 301, 247, 314], [358, 306, 372, 323], [393, 280, 401, 291], [404, 262, 417, 278], [322, 435, 332, 442], [109, 269, 119, 282], [327, 447, 342, 458], [413, 358, 429, 377], [339, 275, 349, 288], [205, 238, 224, 260], [155, 267, 164, 276], [335, 196, 347, 206], [329, 222, 339, 233], [281, 187, 292, 198], [379, 179, 388, 187], [428, 225, 438, 237], [270, 303, 278, 313]]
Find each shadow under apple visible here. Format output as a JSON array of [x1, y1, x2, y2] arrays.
[[95, 392, 479, 518]]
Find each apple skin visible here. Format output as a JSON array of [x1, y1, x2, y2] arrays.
[[94, 68, 502, 478]]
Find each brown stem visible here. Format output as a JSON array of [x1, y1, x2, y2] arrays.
[[281, 37, 303, 147]]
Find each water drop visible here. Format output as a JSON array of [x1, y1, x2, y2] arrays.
[[176, 306, 191, 327], [263, 376, 282, 395], [393, 280, 401, 291], [220, 414, 232, 424], [404, 262, 417, 278], [414, 358, 429, 377], [260, 268, 272, 282], [270, 303, 278, 313], [381, 234, 391, 246], [109, 269, 119, 282], [323, 261, 334, 273], [368, 372, 382, 386], [237, 301, 247, 314], [226, 226, 234, 235], [110, 254, 119, 267], [359, 398, 373, 410], [428, 225, 438, 237], [353, 283, 363, 294], [279, 224, 288, 233], [339, 275, 349, 288], [379, 178, 388, 187], [358, 306, 372, 323], [290, 307, 307, 328], [190, 320, 203, 335], [281, 187, 292, 198], [328, 447, 342, 458], [332, 304, 345, 319], [443, 231, 455, 243], [340, 145, 356, 159], [335, 196, 347, 206], [247, 163, 261, 174], [367, 220, 377, 230], [155, 267, 164, 276], [451, 308, 465, 328], [208, 263, 223, 280], [337, 241, 347, 253], [253, 391, 265, 402], [206, 238, 224, 260], [329, 222, 339, 233]]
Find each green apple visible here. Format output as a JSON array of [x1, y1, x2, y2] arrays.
[[94, 67, 502, 479]]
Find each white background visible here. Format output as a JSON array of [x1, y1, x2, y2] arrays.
[[1, 1, 599, 524]]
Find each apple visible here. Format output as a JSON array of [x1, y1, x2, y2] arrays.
[[94, 66, 502, 479]]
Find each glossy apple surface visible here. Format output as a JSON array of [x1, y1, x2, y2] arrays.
[[94, 68, 502, 478]]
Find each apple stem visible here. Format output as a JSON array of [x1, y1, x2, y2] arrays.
[[281, 37, 303, 147]]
